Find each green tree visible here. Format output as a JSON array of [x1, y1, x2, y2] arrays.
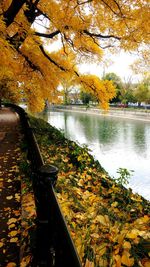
[[134, 76, 150, 106], [80, 91, 96, 105], [119, 76, 133, 104]]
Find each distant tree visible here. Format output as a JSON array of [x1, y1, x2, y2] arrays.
[[80, 91, 96, 105], [102, 73, 122, 102], [131, 50, 150, 76], [119, 76, 134, 104], [71, 88, 81, 104], [60, 79, 74, 105], [134, 75, 150, 105]]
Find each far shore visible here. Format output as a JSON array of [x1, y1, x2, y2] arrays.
[[50, 105, 150, 123]]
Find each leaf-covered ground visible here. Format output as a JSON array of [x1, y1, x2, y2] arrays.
[[0, 110, 22, 267], [30, 116, 150, 267], [0, 108, 36, 267]]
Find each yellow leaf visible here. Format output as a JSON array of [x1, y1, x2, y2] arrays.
[[8, 224, 15, 229], [85, 259, 94, 267], [121, 251, 134, 266], [99, 246, 107, 257], [95, 215, 109, 225], [143, 260, 150, 267], [6, 195, 13, 200], [0, 181, 3, 188], [20, 255, 31, 267], [114, 255, 121, 267], [4, 207, 11, 211], [77, 179, 84, 187], [13, 210, 20, 217], [126, 229, 139, 239], [90, 233, 99, 239], [9, 231, 18, 237], [111, 201, 118, 207], [123, 241, 131, 250], [7, 218, 17, 225], [98, 258, 108, 267], [10, 237, 18, 243], [15, 193, 20, 202], [135, 215, 150, 225], [6, 263, 16, 267], [63, 158, 69, 162], [0, 242, 4, 248], [142, 215, 150, 223]]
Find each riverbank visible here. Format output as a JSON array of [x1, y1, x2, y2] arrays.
[[52, 105, 150, 122], [30, 115, 150, 267]]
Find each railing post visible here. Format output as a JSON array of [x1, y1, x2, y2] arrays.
[[32, 164, 58, 267]]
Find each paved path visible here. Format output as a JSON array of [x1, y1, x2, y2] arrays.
[[0, 108, 22, 267]]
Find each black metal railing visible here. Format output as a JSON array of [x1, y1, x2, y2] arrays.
[[5, 103, 82, 267]]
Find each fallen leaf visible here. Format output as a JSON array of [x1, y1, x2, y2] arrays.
[[85, 259, 94, 267], [8, 224, 16, 229], [123, 241, 131, 250], [7, 218, 17, 225], [15, 193, 20, 202], [98, 244, 107, 257], [6, 195, 13, 200], [6, 262, 16, 267], [77, 179, 84, 187], [143, 260, 150, 267], [95, 215, 109, 225], [10, 237, 18, 243], [121, 251, 134, 266], [126, 229, 139, 239], [114, 254, 121, 267], [90, 233, 99, 239], [4, 207, 11, 212], [111, 201, 118, 207], [20, 255, 31, 267], [9, 231, 18, 237], [0, 242, 4, 248], [13, 210, 20, 217]]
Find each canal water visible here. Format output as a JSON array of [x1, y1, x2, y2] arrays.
[[39, 110, 150, 200]]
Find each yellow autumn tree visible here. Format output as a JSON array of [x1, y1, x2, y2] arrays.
[[0, 0, 149, 111]]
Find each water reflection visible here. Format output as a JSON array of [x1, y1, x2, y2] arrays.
[[132, 123, 147, 155], [38, 110, 150, 200]]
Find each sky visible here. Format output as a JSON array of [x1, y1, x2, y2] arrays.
[[79, 51, 141, 83], [44, 39, 141, 83]]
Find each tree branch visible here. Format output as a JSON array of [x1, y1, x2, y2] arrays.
[[24, 0, 40, 24], [17, 48, 42, 73], [101, 0, 120, 17], [39, 45, 66, 71], [113, 0, 124, 16], [8, 0, 41, 49], [34, 30, 60, 38], [76, 0, 93, 5], [83, 30, 121, 40], [3, 0, 26, 27]]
